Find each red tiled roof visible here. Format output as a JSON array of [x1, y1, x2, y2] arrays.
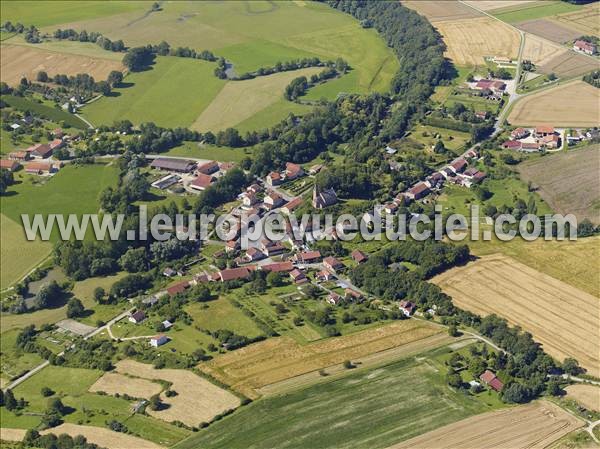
[[283, 197, 303, 211], [167, 281, 190, 296], [197, 160, 219, 174], [218, 267, 251, 282], [0, 159, 19, 170], [190, 173, 214, 189], [297, 250, 321, 262], [535, 125, 554, 134], [323, 256, 343, 269], [351, 250, 368, 263], [409, 182, 429, 196], [480, 370, 496, 384], [503, 140, 522, 149], [262, 261, 294, 272]]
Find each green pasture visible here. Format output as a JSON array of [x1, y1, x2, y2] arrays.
[[185, 297, 263, 338], [175, 345, 500, 449], [493, 1, 581, 23], [2, 95, 87, 129], [163, 142, 253, 163]]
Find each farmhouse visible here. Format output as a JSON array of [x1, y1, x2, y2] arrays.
[[480, 370, 504, 392], [197, 160, 219, 175], [0, 159, 20, 172], [474, 79, 506, 93], [49, 138, 64, 150], [285, 162, 304, 180], [151, 174, 180, 190], [399, 300, 416, 317], [541, 134, 561, 149], [327, 292, 343, 306], [521, 142, 542, 152], [29, 143, 53, 159], [264, 191, 284, 210], [129, 311, 146, 324], [162, 320, 173, 330], [190, 173, 215, 191], [323, 256, 344, 272], [245, 247, 266, 262], [167, 281, 190, 296], [535, 125, 555, 138], [406, 182, 430, 200], [290, 268, 308, 284], [316, 269, 334, 282], [261, 240, 285, 257], [295, 250, 322, 264], [281, 197, 303, 214], [151, 158, 196, 173], [25, 161, 58, 175], [511, 128, 529, 140], [262, 261, 294, 272], [345, 288, 363, 301], [573, 40, 596, 55], [217, 267, 251, 282], [462, 168, 486, 183], [449, 158, 467, 173], [150, 335, 168, 347], [8, 150, 31, 161], [351, 249, 368, 264], [225, 239, 240, 253], [312, 186, 338, 209], [503, 140, 522, 150], [266, 171, 282, 187]]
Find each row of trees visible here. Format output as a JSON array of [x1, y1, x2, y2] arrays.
[[53, 28, 125, 52], [1, 21, 41, 42]]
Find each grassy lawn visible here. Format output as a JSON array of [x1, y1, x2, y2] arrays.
[[71, 272, 128, 326], [410, 124, 472, 154], [175, 345, 501, 449], [234, 100, 313, 133], [0, 1, 149, 28], [493, 1, 581, 23], [0, 328, 45, 383], [4, 34, 125, 61], [83, 56, 226, 128], [186, 297, 263, 338], [163, 142, 253, 163], [1, 95, 87, 129]]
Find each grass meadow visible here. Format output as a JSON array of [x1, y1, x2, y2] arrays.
[[163, 142, 253, 163], [177, 346, 496, 449], [492, 1, 581, 23], [2, 95, 87, 129]]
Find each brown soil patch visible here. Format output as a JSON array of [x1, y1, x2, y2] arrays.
[[523, 33, 568, 66], [200, 319, 443, 399], [509, 81, 600, 126], [539, 51, 600, 77], [517, 19, 582, 43], [1, 44, 124, 86], [89, 372, 162, 399], [518, 145, 600, 225], [565, 384, 600, 412], [41, 423, 164, 449], [402, 1, 482, 22], [432, 16, 520, 66], [115, 360, 240, 427], [433, 254, 600, 376], [0, 428, 26, 442], [389, 400, 583, 449]]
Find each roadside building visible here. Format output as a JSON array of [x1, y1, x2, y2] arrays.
[[150, 158, 196, 173]]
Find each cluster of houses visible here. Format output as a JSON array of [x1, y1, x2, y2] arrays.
[[573, 39, 597, 56], [469, 77, 507, 101], [0, 129, 66, 175], [502, 125, 562, 152], [150, 157, 235, 192]]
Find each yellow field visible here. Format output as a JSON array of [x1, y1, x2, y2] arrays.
[[509, 81, 600, 127], [0, 428, 26, 442], [432, 16, 520, 66], [0, 44, 123, 86], [200, 320, 445, 399], [41, 423, 164, 449], [552, 3, 600, 36], [115, 360, 240, 427], [191, 67, 321, 131], [565, 384, 600, 412], [390, 400, 583, 449], [433, 255, 600, 376], [89, 372, 162, 399], [402, 1, 482, 22], [522, 33, 568, 66]]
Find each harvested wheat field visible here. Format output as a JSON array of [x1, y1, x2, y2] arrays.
[[552, 3, 600, 37], [89, 372, 162, 399], [433, 254, 600, 376], [565, 384, 600, 412], [523, 33, 568, 66], [518, 19, 582, 43], [401, 1, 482, 22], [509, 81, 600, 127], [539, 51, 600, 77], [463, 1, 536, 12], [518, 145, 600, 225], [115, 360, 240, 427], [41, 424, 164, 449], [0, 44, 124, 86], [433, 17, 520, 66], [192, 67, 321, 132], [0, 428, 26, 442], [200, 319, 444, 398], [390, 400, 583, 449]]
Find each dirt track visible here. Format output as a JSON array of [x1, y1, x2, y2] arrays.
[[433, 254, 600, 376], [389, 400, 583, 449]]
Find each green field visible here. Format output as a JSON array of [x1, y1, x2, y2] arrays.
[[0, 328, 44, 383], [4, 34, 124, 61], [0, 163, 119, 288], [492, 1, 581, 23], [185, 297, 263, 338], [175, 346, 498, 449], [234, 100, 313, 134], [0, 0, 149, 28], [163, 142, 253, 163], [2, 95, 88, 129], [82, 56, 226, 128]]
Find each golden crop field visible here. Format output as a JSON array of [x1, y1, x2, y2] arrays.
[[0, 44, 123, 86], [390, 400, 583, 449], [200, 320, 445, 399], [565, 384, 600, 412], [0, 428, 26, 442], [41, 423, 165, 449], [463, 1, 537, 12], [433, 17, 520, 66], [433, 255, 600, 376], [89, 372, 163, 399], [552, 3, 600, 36], [115, 360, 240, 427], [509, 81, 600, 127], [522, 33, 568, 66], [402, 1, 482, 22]]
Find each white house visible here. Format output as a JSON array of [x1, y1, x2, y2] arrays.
[[150, 335, 168, 347]]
